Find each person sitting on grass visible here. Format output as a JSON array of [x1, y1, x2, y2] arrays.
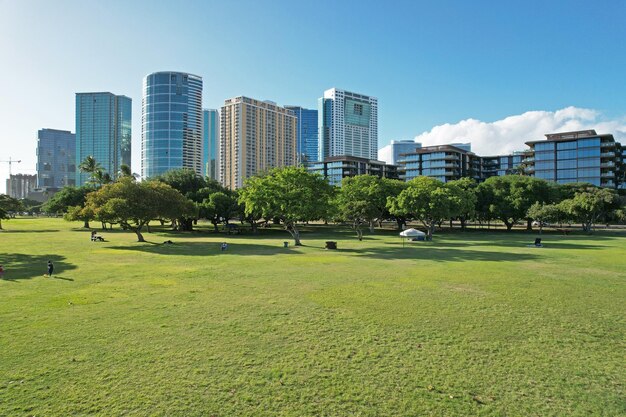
[[221, 242, 228, 251]]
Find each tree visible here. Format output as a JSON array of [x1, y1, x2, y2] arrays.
[[446, 177, 478, 230], [238, 166, 333, 246], [0, 194, 23, 229], [82, 177, 196, 241], [42, 185, 95, 226], [118, 164, 138, 180], [477, 175, 554, 231], [78, 156, 109, 187], [201, 191, 240, 232], [387, 176, 464, 240], [336, 175, 399, 240], [153, 168, 208, 231], [559, 186, 619, 233], [527, 202, 566, 234]]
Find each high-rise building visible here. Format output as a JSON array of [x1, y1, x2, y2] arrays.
[[142, 71, 203, 178], [284, 106, 318, 165], [220, 96, 297, 189], [378, 140, 421, 165], [75, 92, 131, 185], [6, 174, 37, 199], [525, 130, 622, 188], [318, 88, 378, 161], [203, 109, 220, 181], [36, 128, 76, 188]]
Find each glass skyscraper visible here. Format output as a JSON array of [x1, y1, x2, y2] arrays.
[[284, 106, 318, 165], [203, 109, 219, 181], [142, 71, 203, 178], [75, 92, 131, 186], [37, 128, 76, 188]]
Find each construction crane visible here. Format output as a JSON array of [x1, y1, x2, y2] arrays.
[[0, 157, 22, 177]]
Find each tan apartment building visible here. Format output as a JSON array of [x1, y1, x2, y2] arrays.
[[220, 96, 297, 189]]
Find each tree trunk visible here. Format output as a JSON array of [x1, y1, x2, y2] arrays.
[[285, 222, 302, 246], [369, 221, 375, 233], [0, 219, 2, 229], [504, 220, 513, 231], [460, 218, 466, 231], [526, 219, 533, 231], [147, 223, 151, 233], [83, 220, 90, 228], [134, 229, 145, 242], [427, 222, 435, 240], [212, 220, 219, 233]]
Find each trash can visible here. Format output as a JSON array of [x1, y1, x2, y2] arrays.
[[283, 241, 289, 248]]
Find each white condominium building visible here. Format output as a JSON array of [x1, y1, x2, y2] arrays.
[[318, 88, 378, 161]]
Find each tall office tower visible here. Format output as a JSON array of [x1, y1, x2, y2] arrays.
[[6, 174, 37, 199], [284, 106, 318, 165], [318, 88, 378, 161], [37, 128, 76, 188], [220, 96, 297, 189], [75, 92, 131, 185], [142, 71, 203, 178], [378, 140, 421, 165], [203, 109, 220, 181]]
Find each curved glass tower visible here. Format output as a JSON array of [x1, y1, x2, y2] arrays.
[[142, 71, 203, 178]]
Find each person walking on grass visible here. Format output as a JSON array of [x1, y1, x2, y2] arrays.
[[46, 260, 54, 277]]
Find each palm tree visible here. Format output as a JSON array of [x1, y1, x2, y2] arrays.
[[79, 156, 111, 187], [118, 164, 138, 180]]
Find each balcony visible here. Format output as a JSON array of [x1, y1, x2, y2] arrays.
[[600, 142, 616, 148], [600, 162, 615, 168], [601, 172, 614, 178], [600, 152, 615, 158]]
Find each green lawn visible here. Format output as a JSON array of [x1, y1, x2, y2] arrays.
[[1, 218, 624, 416]]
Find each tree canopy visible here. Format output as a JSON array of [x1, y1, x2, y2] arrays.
[[238, 166, 333, 245], [81, 177, 196, 241], [0, 194, 23, 229]]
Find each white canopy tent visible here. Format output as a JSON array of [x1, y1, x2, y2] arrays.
[[399, 228, 426, 247], [400, 228, 425, 238]]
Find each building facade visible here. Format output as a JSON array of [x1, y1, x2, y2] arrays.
[[525, 130, 622, 188], [142, 71, 203, 178], [36, 128, 76, 188], [284, 106, 318, 165], [402, 144, 482, 183], [318, 88, 378, 161], [309, 155, 399, 186], [481, 151, 527, 179], [6, 174, 37, 199], [378, 140, 421, 165], [220, 96, 297, 189], [75, 92, 131, 185], [203, 109, 220, 181]]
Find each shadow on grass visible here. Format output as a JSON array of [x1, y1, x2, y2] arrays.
[[0, 254, 76, 281], [0, 229, 60, 233], [337, 245, 541, 262], [108, 241, 304, 256]]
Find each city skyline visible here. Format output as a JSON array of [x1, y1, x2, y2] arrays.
[[2, 0, 626, 192]]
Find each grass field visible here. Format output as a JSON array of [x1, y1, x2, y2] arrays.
[[0, 218, 624, 416]]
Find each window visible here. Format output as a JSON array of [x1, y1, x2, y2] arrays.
[[354, 103, 363, 115]]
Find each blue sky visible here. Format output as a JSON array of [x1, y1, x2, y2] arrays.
[[1, 0, 625, 190]]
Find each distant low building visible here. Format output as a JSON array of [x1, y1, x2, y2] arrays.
[[401, 144, 482, 183], [6, 174, 37, 199], [309, 155, 399, 186], [378, 140, 421, 165]]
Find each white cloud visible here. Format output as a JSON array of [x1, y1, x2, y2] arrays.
[[413, 107, 626, 156]]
